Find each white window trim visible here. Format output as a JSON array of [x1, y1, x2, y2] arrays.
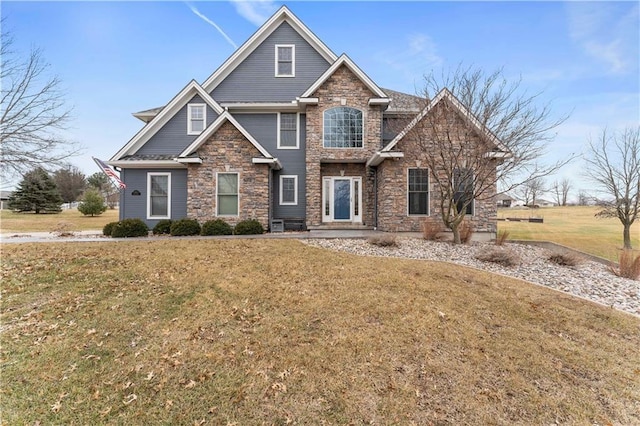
[[279, 175, 298, 206], [275, 44, 295, 77], [277, 112, 300, 149], [187, 103, 206, 135], [147, 172, 171, 220], [216, 172, 239, 217], [407, 168, 430, 216], [322, 106, 365, 149]]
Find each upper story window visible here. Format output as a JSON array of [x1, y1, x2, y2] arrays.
[[275, 45, 295, 77], [454, 168, 474, 215], [323, 107, 363, 148], [187, 104, 206, 135], [278, 113, 298, 149]]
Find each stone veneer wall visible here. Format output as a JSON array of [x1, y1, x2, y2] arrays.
[[304, 65, 384, 227], [186, 121, 270, 228], [377, 102, 498, 234]]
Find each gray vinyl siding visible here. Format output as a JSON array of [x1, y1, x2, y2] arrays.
[[119, 168, 188, 228], [212, 22, 331, 102], [234, 113, 306, 219], [136, 95, 219, 156]]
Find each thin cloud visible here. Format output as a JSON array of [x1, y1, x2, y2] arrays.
[[186, 3, 237, 49], [229, 0, 278, 27], [565, 2, 639, 74]]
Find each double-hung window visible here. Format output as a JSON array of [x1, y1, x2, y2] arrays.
[[454, 168, 474, 215], [278, 113, 298, 148], [323, 107, 363, 148], [187, 104, 206, 135], [275, 45, 295, 77], [408, 168, 429, 215], [147, 173, 171, 219], [217, 172, 239, 216], [279, 175, 298, 205]]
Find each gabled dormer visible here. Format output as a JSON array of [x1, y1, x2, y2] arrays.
[[204, 6, 338, 103]]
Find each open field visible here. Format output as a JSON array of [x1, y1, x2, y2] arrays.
[[0, 208, 119, 233], [2, 239, 639, 424], [498, 206, 640, 261]]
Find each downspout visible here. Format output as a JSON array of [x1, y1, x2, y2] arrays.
[[373, 165, 378, 230]]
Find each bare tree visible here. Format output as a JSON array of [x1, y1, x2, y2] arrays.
[[584, 127, 640, 249], [551, 178, 571, 206], [0, 23, 81, 179], [402, 66, 571, 243], [517, 177, 547, 207], [53, 165, 86, 204]]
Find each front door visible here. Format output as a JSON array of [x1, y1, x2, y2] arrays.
[[322, 177, 362, 223]]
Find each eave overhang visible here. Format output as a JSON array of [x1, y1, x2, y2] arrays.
[[252, 157, 282, 170], [366, 151, 405, 167], [108, 160, 187, 169]]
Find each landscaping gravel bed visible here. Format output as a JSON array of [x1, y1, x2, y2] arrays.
[[302, 238, 640, 316]]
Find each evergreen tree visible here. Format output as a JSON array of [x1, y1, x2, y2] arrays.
[[77, 190, 107, 216], [53, 165, 87, 203], [8, 167, 63, 213]]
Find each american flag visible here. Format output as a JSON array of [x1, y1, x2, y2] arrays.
[[93, 157, 126, 189]]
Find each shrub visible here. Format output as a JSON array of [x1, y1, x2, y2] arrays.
[[77, 190, 107, 216], [170, 218, 201, 236], [103, 221, 118, 236], [153, 219, 173, 235], [234, 219, 264, 235], [611, 249, 640, 280], [459, 220, 474, 244], [548, 251, 583, 267], [201, 219, 233, 236], [476, 247, 520, 267], [421, 220, 442, 241], [495, 229, 510, 246], [111, 218, 149, 238], [368, 234, 398, 247]]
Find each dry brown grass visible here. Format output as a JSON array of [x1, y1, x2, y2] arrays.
[[1, 208, 119, 233], [548, 251, 584, 267], [421, 220, 443, 241], [459, 220, 474, 244], [2, 239, 639, 425], [495, 229, 510, 246], [367, 233, 398, 247], [611, 249, 640, 280]]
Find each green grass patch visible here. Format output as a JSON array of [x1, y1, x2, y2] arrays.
[[2, 239, 639, 424], [498, 206, 640, 261]]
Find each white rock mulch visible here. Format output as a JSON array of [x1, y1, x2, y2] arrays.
[[301, 238, 640, 317]]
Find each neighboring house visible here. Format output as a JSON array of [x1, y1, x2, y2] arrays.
[[0, 191, 12, 210], [496, 194, 515, 208], [110, 6, 506, 234], [536, 199, 557, 208]]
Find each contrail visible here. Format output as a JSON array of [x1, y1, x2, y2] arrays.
[[186, 3, 238, 49]]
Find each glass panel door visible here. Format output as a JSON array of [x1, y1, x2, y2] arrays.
[[333, 179, 351, 220]]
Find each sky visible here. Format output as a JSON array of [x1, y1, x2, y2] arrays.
[[2, 1, 639, 198]]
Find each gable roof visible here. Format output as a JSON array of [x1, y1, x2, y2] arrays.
[[202, 6, 337, 94], [382, 88, 510, 155], [178, 111, 274, 160], [300, 54, 388, 100], [111, 80, 224, 161]]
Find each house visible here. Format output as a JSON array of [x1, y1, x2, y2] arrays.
[[110, 6, 506, 235], [496, 194, 515, 208], [0, 191, 12, 210]]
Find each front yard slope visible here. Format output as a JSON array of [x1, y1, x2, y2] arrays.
[[2, 239, 639, 424]]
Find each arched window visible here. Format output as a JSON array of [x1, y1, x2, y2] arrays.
[[323, 107, 363, 148]]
